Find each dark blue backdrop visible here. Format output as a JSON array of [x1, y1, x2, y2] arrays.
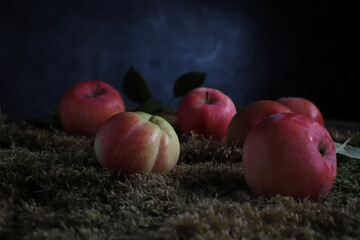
[[0, 0, 357, 122]]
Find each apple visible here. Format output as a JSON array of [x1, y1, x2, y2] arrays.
[[277, 97, 325, 126], [226, 100, 292, 148], [177, 87, 236, 140], [94, 111, 180, 176], [59, 80, 125, 136], [242, 112, 336, 201]]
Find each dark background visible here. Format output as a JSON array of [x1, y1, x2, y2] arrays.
[[0, 0, 358, 122]]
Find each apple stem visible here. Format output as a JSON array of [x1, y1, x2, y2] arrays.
[[318, 147, 325, 157], [205, 91, 210, 104], [92, 88, 102, 97]]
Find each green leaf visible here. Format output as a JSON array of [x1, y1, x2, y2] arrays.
[[136, 97, 163, 114], [173, 71, 207, 97], [122, 66, 152, 103]]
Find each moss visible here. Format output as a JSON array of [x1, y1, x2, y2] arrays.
[[0, 119, 360, 239]]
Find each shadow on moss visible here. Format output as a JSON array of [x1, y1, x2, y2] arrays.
[[0, 119, 360, 239]]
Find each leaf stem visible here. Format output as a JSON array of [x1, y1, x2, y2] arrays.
[[167, 96, 176, 108], [336, 136, 353, 152], [205, 91, 210, 104]]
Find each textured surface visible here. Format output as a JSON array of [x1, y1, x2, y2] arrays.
[[0, 111, 360, 239]]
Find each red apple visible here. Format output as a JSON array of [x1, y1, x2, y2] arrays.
[[277, 97, 325, 126], [226, 100, 292, 148], [59, 80, 125, 136], [94, 111, 180, 176], [177, 87, 236, 140], [242, 112, 336, 201]]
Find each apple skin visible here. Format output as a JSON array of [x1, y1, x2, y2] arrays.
[[59, 80, 125, 136], [277, 97, 325, 126], [242, 112, 337, 201], [177, 87, 236, 140], [94, 111, 180, 176], [226, 100, 292, 148]]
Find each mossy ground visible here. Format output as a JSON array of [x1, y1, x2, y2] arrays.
[[0, 112, 360, 239]]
